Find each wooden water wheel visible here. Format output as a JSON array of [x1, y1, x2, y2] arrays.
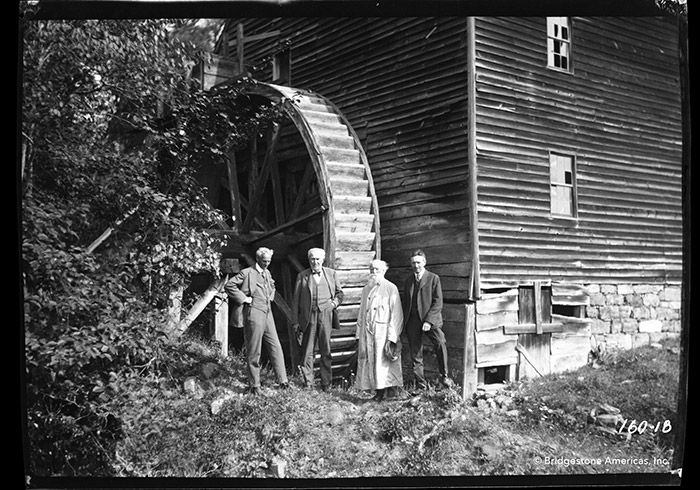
[[222, 82, 380, 382]]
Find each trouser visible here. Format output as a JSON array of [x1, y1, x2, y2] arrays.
[[406, 313, 449, 383], [300, 307, 333, 388], [244, 306, 288, 388]]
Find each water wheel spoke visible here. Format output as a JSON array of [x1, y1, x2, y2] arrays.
[[241, 122, 281, 232]]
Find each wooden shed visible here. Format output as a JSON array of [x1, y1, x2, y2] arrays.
[[198, 15, 683, 395]]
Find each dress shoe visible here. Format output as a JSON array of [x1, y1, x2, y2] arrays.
[[279, 382, 290, 390], [372, 389, 385, 401], [247, 386, 261, 396], [320, 385, 330, 392]]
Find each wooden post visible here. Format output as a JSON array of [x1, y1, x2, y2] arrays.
[[226, 151, 242, 230], [166, 285, 184, 332], [213, 293, 229, 358], [462, 303, 477, 400], [86, 205, 139, 254], [533, 280, 543, 334], [466, 17, 480, 301], [237, 23, 245, 74], [673, 13, 689, 476], [176, 276, 228, 335]]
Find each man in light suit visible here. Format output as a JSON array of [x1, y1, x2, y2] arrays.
[[292, 248, 344, 391], [402, 249, 454, 390], [225, 247, 289, 395]]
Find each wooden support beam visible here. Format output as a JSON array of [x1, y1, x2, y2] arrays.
[[289, 164, 315, 220], [242, 123, 281, 232], [239, 193, 271, 231], [269, 143, 285, 227], [86, 205, 139, 254], [166, 285, 184, 332], [534, 280, 543, 334], [244, 205, 326, 245], [289, 231, 323, 248], [466, 16, 480, 300], [176, 275, 229, 335], [287, 254, 306, 274], [462, 303, 477, 400], [237, 23, 244, 74], [503, 322, 563, 335], [213, 293, 229, 358], [242, 30, 281, 43], [515, 342, 543, 378], [226, 151, 242, 230], [248, 136, 258, 214]]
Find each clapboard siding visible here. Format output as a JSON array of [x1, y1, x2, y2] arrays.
[[223, 18, 473, 300], [474, 17, 682, 288]]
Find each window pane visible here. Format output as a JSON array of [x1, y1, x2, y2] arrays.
[[550, 154, 573, 184], [551, 185, 573, 215]]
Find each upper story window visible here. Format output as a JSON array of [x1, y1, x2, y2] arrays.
[[550, 153, 577, 217], [272, 47, 291, 85], [547, 17, 572, 72]]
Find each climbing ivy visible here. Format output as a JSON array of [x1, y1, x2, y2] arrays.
[[20, 13, 282, 476]]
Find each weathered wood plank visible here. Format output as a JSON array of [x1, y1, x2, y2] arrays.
[[475, 339, 517, 365], [476, 310, 518, 331], [476, 289, 519, 314]]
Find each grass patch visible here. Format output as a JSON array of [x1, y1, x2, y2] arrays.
[[112, 334, 682, 478]]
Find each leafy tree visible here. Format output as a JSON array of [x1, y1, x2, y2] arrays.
[[20, 12, 281, 476]]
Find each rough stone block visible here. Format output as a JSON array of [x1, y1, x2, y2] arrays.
[[590, 292, 607, 306], [643, 294, 661, 307], [618, 305, 632, 318], [601, 285, 617, 294], [632, 333, 650, 349], [622, 319, 638, 334], [617, 284, 634, 295], [607, 294, 624, 306], [666, 301, 682, 310], [585, 284, 601, 294], [625, 294, 644, 307], [632, 306, 651, 320], [586, 306, 599, 319], [591, 319, 611, 334], [666, 320, 681, 333], [605, 333, 633, 350], [648, 332, 668, 343], [610, 321, 622, 334], [660, 287, 682, 302], [599, 306, 620, 321], [639, 320, 662, 333], [633, 284, 663, 294]]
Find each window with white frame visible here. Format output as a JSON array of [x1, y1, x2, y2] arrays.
[[550, 153, 577, 217], [547, 17, 572, 72]]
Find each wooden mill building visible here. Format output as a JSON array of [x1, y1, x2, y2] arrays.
[[196, 15, 683, 393]]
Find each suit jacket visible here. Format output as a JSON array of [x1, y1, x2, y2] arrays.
[[225, 266, 276, 328], [402, 270, 443, 329], [292, 267, 344, 330]]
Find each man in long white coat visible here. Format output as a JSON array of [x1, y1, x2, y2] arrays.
[[355, 259, 404, 401]]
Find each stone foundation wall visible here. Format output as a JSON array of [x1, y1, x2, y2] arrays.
[[584, 283, 681, 349]]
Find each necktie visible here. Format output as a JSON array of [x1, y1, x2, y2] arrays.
[[263, 270, 271, 296]]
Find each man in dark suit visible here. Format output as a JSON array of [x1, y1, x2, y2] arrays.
[[402, 249, 454, 390], [225, 247, 289, 395], [292, 247, 344, 391]]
